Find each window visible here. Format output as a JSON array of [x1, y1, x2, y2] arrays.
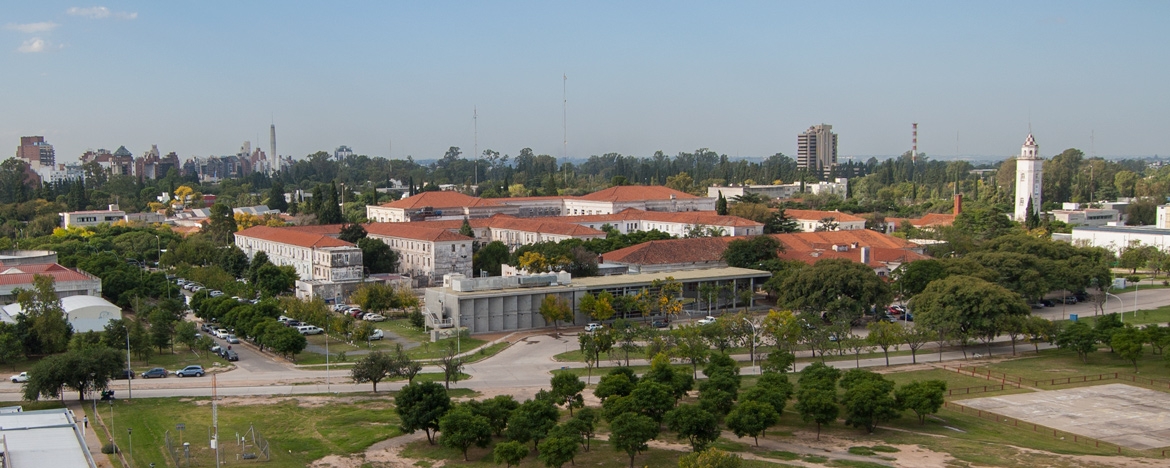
[[1020, 173, 1025, 181]]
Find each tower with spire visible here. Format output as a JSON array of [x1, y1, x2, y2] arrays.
[[1014, 134, 1043, 222]]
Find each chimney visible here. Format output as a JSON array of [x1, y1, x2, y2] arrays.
[[108, 204, 119, 211], [860, 246, 871, 265], [954, 193, 963, 215]]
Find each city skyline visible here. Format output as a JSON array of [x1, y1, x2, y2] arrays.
[[3, 2, 1168, 163]]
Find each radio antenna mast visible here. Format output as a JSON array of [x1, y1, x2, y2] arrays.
[[474, 106, 478, 186], [562, 74, 568, 160]]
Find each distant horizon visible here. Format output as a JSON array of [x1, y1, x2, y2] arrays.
[[4, 2, 1167, 162]]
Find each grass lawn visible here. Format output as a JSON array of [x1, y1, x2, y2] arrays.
[[129, 349, 231, 375], [85, 395, 403, 468], [983, 347, 1170, 385], [402, 438, 696, 468], [880, 368, 1034, 400], [1068, 304, 1170, 328]]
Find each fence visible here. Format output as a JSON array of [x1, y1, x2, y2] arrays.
[[950, 364, 1170, 390], [941, 400, 1170, 457], [944, 383, 1020, 397]]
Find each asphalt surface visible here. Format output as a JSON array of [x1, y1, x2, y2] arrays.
[[0, 286, 1163, 401]]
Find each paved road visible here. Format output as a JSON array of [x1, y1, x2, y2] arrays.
[[0, 286, 1162, 402]]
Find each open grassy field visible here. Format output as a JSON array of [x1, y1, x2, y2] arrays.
[[1069, 304, 1170, 328], [982, 347, 1170, 386]]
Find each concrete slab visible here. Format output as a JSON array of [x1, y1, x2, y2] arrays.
[[963, 384, 1170, 450]]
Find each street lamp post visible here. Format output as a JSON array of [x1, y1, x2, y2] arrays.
[[741, 316, 757, 372], [128, 427, 133, 467]]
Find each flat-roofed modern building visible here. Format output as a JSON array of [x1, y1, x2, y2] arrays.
[[797, 124, 837, 177], [424, 267, 771, 335], [0, 408, 97, 467]]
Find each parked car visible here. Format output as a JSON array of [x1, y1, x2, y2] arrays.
[[651, 318, 670, 328], [297, 325, 324, 335], [348, 309, 365, 318], [10, 372, 28, 383], [332, 304, 351, 312], [225, 334, 240, 344], [222, 350, 239, 361], [277, 315, 291, 323], [1074, 291, 1090, 302], [363, 313, 386, 322], [141, 368, 168, 379], [1063, 296, 1079, 304], [210, 344, 222, 354], [175, 365, 205, 377], [368, 329, 385, 340], [285, 320, 302, 328], [114, 369, 135, 380], [209, 290, 224, 298], [1040, 299, 1055, 307], [584, 322, 604, 332], [696, 316, 717, 326]]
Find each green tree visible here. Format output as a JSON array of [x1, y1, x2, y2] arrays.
[[772, 259, 891, 326], [338, 223, 367, 243], [665, 404, 720, 452], [539, 295, 573, 336], [508, 396, 561, 453], [266, 179, 288, 212], [578, 329, 612, 384], [740, 372, 793, 416], [15, 274, 72, 354], [839, 371, 899, 433], [351, 350, 397, 392], [264, 323, 307, 359], [396, 381, 452, 445], [317, 181, 344, 224], [594, 369, 635, 402], [725, 400, 780, 446], [550, 371, 586, 416], [1055, 321, 1098, 363], [608, 412, 659, 468], [866, 321, 903, 366], [894, 380, 947, 424], [0, 323, 24, 370], [722, 236, 781, 269], [459, 217, 475, 237], [679, 448, 743, 468], [204, 203, 238, 245], [1112, 327, 1147, 372], [630, 379, 675, 423], [715, 191, 728, 215], [909, 275, 1030, 357], [493, 440, 529, 468], [359, 237, 399, 274], [148, 309, 176, 354], [22, 347, 123, 401], [473, 240, 510, 277], [440, 342, 464, 389], [439, 405, 492, 461], [469, 394, 520, 437], [570, 407, 598, 451], [671, 325, 710, 379], [537, 427, 580, 468]]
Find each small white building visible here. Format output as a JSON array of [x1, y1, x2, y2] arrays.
[[364, 223, 474, 286], [0, 408, 96, 467], [785, 209, 867, 232], [233, 225, 363, 282], [0, 295, 122, 333], [1051, 208, 1121, 227], [1069, 225, 1170, 254], [59, 205, 126, 229]]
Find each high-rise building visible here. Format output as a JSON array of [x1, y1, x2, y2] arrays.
[[269, 124, 278, 175], [16, 136, 55, 169], [1014, 134, 1043, 222], [796, 124, 837, 178]]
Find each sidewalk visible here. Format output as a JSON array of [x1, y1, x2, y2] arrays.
[[65, 400, 116, 468]]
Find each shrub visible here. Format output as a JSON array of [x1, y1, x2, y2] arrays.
[[101, 443, 119, 454]]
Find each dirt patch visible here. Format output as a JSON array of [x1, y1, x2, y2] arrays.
[[311, 432, 433, 468], [885, 444, 956, 468]]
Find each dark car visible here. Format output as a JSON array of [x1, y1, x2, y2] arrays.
[[1063, 296, 1078, 304], [222, 350, 239, 361], [1039, 299, 1055, 307], [114, 369, 135, 380], [141, 367, 168, 379], [285, 320, 302, 328], [1074, 291, 1090, 302], [651, 319, 670, 328]]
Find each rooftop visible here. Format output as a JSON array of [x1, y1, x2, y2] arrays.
[[577, 185, 700, 202], [602, 237, 731, 265], [0, 263, 97, 287], [379, 191, 501, 210], [0, 409, 94, 468], [573, 266, 770, 289], [560, 209, 763, 227], [234, 225, 356, 249], [364, 223, 475, 242], [783, 209, 865, 223]]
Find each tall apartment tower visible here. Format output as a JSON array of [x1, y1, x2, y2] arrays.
[[1014, 134, 1043, 222], [796, 124, 838, 178], [269, 124, 277, 174], [16, 136, 55, 169]]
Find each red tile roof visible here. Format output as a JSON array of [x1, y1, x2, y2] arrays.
[[599, 230, 922, 267], [0, 263, 96, 286], [234, 226, 356, 248], [278, 224, 346, 235], [783, 209, 865, 223], [364, 223, 474, 242], [577, 185, 699, 202], [406, 215, 605, 237], [559, 209, 762, 228], [379, 191, 501, 209], [885, 213, 956, 229], [602, 237, 732, 265]]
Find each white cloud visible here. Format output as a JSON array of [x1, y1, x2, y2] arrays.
[[66, 6, 137, 20], [17, 38, 47, 53], [4, 22, 59, 34]]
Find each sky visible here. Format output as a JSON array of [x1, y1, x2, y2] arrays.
[[2, 1, 1168, 164]]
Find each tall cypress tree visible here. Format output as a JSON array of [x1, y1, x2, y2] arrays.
[[715, 191, 728, 215]]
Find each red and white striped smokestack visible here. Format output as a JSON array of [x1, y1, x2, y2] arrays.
[[912, 123, 918, 162]]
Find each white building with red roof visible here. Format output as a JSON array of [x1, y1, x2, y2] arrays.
[[363, 223, 474, 284], [365, 185, 715, 223], [0, 263, 103, 302], [557, 208, 763, 237], [784, 209, 867, 232], [233, 225, 363, 283]]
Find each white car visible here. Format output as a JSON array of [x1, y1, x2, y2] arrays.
[[584, 323, 603, 332], [297, 325, 324, 335], [10, 372, 28, 383], [209, 290, 224, 297], [363, 313, 386, 322], [696, 316, 718, 326], [369, 329, 385, 341]]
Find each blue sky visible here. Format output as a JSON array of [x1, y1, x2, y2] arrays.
[[2, 2, 1168, 164]]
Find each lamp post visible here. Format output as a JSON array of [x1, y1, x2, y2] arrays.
[[741, 316, 757, 372], [127, 427, 133, 467]]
